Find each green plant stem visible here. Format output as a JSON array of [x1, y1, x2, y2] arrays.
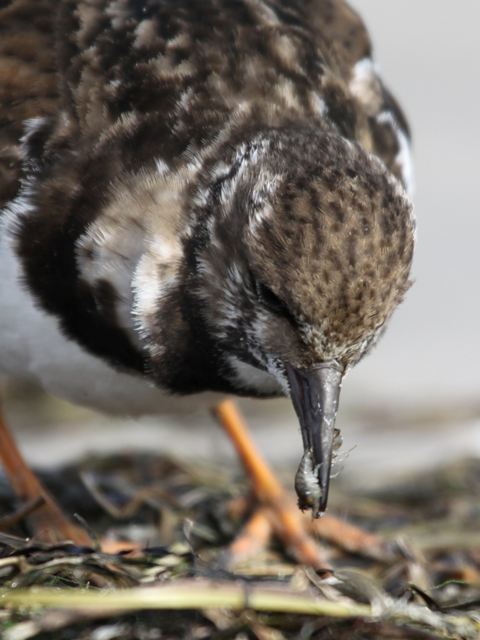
[[1, 580, 369, 617]]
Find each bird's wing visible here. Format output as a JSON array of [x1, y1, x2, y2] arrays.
[[298, 0, 414, 196]]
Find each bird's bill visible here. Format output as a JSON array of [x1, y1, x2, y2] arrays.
[[286, 363, 343, 515]]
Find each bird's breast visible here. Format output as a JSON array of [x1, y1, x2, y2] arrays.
[[0, 214, 224, 415]]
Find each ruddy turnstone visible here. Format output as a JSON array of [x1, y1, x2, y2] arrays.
[[0, 0, 414, 544]]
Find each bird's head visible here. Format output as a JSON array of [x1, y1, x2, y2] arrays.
[[189, 127, 415, 514]]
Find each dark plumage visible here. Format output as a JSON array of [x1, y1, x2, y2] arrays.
[[0, 0, 415, 513]]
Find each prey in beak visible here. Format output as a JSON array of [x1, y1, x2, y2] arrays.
[[286, 363, 343, 518]]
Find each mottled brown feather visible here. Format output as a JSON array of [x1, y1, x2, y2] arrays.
[[0, 0, 59, 206]]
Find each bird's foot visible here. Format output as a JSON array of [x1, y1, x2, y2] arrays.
[[0, 407, 92, 545], [213, 400, 392, 573]]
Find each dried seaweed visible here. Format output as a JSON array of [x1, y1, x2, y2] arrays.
[[0, 453, 479, 639]]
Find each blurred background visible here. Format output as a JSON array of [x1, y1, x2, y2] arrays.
[[3, 1, 480, 489]]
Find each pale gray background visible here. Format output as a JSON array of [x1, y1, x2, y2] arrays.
[[347, 0, 479, 405], [9, 2, 480, 485]]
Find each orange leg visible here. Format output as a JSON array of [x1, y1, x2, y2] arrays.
[[214, 400, 392, 569], [213, 400, 330, 572], [309, 513, 391, 562], [0, 407, 92, 545], [228, 507, 273, 561]]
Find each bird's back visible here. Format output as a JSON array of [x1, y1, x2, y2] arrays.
[[0, 0, 412, 206]]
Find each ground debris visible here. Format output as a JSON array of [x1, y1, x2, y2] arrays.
[[0, 453, 479, 640]]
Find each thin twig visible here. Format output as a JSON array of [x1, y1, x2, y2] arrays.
[[1, 579, 479, 637]]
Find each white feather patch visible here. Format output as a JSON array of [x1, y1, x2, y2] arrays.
[[349, 57, 382, 115], [377, 110, 415, 198]]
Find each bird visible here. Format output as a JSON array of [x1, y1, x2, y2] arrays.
[[0, 0, 414, 556]]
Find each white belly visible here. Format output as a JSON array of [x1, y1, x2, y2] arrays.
[[0, 216, 221, 415]]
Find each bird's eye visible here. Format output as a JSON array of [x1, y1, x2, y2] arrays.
[[256, 282, 296, 324]]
